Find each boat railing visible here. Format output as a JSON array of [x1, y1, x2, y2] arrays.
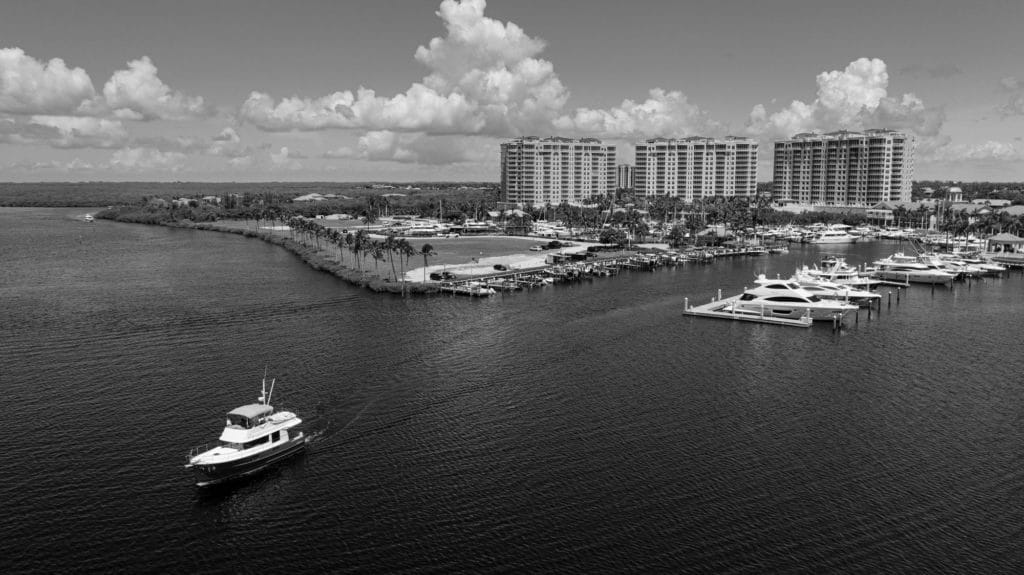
[[187, 443, 211, 462]]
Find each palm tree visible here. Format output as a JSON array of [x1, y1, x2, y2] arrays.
[[369, 240, 385, 275], [418, 243, 435, 283], [397, 238, 416, 295], [383, 234, 399, 281]]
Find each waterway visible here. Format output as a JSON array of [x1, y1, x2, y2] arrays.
[[3, 208, 1024, 573]]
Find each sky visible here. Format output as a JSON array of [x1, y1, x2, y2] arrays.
[[1, 0, 1022, 182]]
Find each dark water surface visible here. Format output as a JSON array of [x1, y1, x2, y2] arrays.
[[3, 208, 1024, 573]]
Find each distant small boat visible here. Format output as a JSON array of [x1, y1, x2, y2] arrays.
[[185, 373, 306, 486], [84, 214, 94, 222]]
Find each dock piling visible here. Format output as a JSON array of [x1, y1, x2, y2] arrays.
[[888, 291, 891, 309]]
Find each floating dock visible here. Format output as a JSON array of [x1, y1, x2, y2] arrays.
[[683, 295, 814, 328]]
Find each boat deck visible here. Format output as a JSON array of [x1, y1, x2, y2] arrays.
[[683, 295, 814, 328]]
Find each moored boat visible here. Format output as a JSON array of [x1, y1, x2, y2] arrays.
[[871, 253, 958, 284], [185, 374, 306, 486], [807, 226, 859, 244], [726, 275, 859, 321]]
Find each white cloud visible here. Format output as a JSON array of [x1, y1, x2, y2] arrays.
[[320, 130, 485, 164], [212, 127, 240, 142], [29, 115, 128, 148], [2, 157, 95, 173], [239, 0, 569, 136], [924, 140, 1023, 163], [102, 56, 207, 120], [109, 146, 187, 171], [0, 48, 97, 115], [270, 146, 302, 169], [745, 58, 944, 140], [228, 155, 254, 168], [555, 89, 722, 138], [997, 76, 1024, 116], [239, 0, 730, 146]]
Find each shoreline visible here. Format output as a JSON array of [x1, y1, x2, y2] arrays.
[[165, 219, 440, 294], [92, 212, 670, 294]]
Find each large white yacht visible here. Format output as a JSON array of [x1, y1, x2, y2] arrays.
[[787, 272, 881, 306], [726, 275, 859, 321], [799, 259, 881, 290], [807, 226, 859, 244], [185, 375, 306, 486], [871, 253, 958, 284]]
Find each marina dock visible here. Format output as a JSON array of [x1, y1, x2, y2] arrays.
[[683, 295, 814, 328]]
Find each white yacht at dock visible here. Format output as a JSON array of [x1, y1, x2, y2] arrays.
[[725, 275, 859, 321], [807, 225, 859, 244], [871, 253, 958, 284]]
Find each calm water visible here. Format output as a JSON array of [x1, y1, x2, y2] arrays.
[[3, 207, 1024, 574]]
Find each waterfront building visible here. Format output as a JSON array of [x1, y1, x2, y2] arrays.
[[772, 129, 914, 207], [616, 164, 634, 191], [501, 137, 616, 207], [633, 137, 758, 202]]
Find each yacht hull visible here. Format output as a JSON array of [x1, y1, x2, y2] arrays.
[[731, 303, 853, 321], [188, 434, 307, 486], [808, 237, 858, 244], [875, 270, 954, 284]]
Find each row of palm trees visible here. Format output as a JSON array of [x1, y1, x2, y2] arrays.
[[938, 209, 1024, 237], [285, 217, 435, 294]]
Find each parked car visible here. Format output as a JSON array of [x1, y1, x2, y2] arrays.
[[493, 264, 508, 271]]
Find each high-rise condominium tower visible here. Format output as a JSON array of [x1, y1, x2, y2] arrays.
[[772, 129, 914, 206], [634, 137, 758, 201], [501, 137, 616, 207]]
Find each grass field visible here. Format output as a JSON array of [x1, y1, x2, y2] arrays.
[[219, 217, 551, 268]]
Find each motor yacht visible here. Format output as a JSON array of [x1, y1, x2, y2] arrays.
[[787, 272, 881, 307], [798, 259, 881, 290], [185, 374, 306, 486], [871, 253, 958, 284], [807, 226, 859, 244], [726, 275, 859, 321]]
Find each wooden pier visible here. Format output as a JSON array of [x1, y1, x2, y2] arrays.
[[683, 295, 814, 328]]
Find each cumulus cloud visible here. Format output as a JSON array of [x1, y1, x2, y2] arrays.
[[240, 0, 570, 136], [109, 146, 187, 171], [102, 56, 207, 120], [2, 48, 204, 122], [555, 89, 723, 138], [925, 140, 1023, 163], [212, 127, 240, 142], [2, 157, 95, 173], [28, 115, 128, 148], [322, 130, 485, 164], [0, 48, 97, 115], [746, 58, 944, 140], [270, 146, 302, 169], [997, 76, 1024, 116], [241, 0, 728, 146]]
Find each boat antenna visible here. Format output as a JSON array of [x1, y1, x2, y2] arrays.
[[259, 366, 268, 404], [267, 378, 276, 406]]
